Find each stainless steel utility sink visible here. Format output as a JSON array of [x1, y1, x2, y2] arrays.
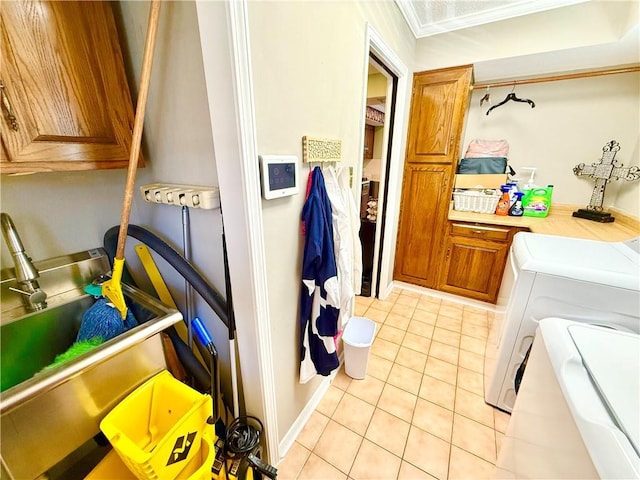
[[0, 249, 183, 480], [1, 294, 94, 393]]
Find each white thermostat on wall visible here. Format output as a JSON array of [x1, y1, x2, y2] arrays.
[[259, 155, 299, 200]]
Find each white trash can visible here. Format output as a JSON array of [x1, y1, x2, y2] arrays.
[[342, 316, 376, 379]]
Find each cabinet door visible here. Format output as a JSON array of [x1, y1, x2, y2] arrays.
[[406, 66, 472, 164], [439, 235, 509, 303], [394, 164, 453, 288], [363, 124, 375, 160], [0, 1, 138, 173]]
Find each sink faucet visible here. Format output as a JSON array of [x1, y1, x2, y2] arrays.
[[1, 213, 47, 311]]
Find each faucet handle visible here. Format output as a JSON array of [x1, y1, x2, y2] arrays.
[[8, 285, 47, 311]]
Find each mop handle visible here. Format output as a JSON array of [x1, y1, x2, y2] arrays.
[[115, 1, 161, 260]]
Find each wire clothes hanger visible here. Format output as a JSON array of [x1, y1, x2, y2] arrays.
[[485, 83, 535, 115], [480, 86, 491, 106]]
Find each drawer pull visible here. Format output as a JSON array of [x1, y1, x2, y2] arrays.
[[0, 80, 19, 131], [451, 223, 511, 240], [453, 223, 509, 233]]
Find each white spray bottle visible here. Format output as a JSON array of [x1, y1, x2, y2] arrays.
[[520, 167, 537, 192]]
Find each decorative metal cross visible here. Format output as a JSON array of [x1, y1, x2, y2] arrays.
[[572, 140, 640, 222]]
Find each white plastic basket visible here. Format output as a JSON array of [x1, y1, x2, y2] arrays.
[[453, 189, 500, 214]]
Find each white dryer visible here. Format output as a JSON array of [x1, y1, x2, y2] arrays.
[[495, 318, 640, 479], [485, 232, 640, 413]]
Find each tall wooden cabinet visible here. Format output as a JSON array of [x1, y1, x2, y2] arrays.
[[0, 1, 139, 174], [394, 66, 473, 288], [394, 164, 450, 284]]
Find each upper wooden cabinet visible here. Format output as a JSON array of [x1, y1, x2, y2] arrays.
[[0, 1, 140, 174], [406, 67, 472, 164]]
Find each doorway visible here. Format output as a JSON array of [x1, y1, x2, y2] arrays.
[[360, 54, 399, 298]]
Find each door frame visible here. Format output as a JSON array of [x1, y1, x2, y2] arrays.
[[360, 24, 409, 299]]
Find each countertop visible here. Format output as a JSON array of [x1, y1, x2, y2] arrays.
[[448, 204, 639, 242]]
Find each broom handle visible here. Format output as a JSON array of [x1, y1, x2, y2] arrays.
[[115, 1, 161, 260]]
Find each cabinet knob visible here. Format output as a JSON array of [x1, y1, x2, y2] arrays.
[[0, 80, 19, 131]]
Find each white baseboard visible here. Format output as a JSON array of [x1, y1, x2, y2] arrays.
[[278, 352, 345, 463], [392, 280, 497, 312], [277, 371, 332, 463], [378, 281, 396, 301]]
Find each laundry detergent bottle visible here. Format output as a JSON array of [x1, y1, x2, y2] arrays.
[[508, 191, 525, 216], [495, 185, 511, 216]]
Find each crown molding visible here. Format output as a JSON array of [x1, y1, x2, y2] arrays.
[[395, 0, 588, 38]]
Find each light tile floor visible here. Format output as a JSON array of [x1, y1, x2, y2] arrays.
[[278, 288, 511, 480]]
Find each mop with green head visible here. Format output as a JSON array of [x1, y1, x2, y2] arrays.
[[77, 1, 161, 343], [39, 337, 105, 373]]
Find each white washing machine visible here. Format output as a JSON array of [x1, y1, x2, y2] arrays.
[[495, 318, 640, 479], [485, 232, 640, 412]]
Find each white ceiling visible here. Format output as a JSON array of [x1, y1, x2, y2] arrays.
[[395, 0, 639, 83], [395, 0, 589, 38], [473, 24, 640, 83]]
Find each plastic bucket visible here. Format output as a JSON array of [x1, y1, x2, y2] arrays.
[[85, 432, 215, 480], [100, 370, 213, 480], [342, 317, 376, 379]]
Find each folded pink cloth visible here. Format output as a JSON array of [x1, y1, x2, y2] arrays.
[[465, 139, 509, 158]]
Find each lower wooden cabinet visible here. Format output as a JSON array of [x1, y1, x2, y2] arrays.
[[438, 222, 526, 303], [394, 164, 453, 288]]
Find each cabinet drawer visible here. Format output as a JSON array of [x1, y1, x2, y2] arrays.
[[450, 223, 510, 241]]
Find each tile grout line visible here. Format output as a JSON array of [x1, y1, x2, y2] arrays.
[[447, 306, 461, 480], [376, 292, 418, 480], [298, 291, 500, 479]]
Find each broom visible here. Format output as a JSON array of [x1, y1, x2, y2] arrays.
[[78, 1, 161, 342]]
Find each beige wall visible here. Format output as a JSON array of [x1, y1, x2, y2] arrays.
[[367, 73, 387, 98], [246, 0, 415, 444], [462, 72, 640, 216], [1, 169, 135, 266], [246, 0, 639, 447]]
